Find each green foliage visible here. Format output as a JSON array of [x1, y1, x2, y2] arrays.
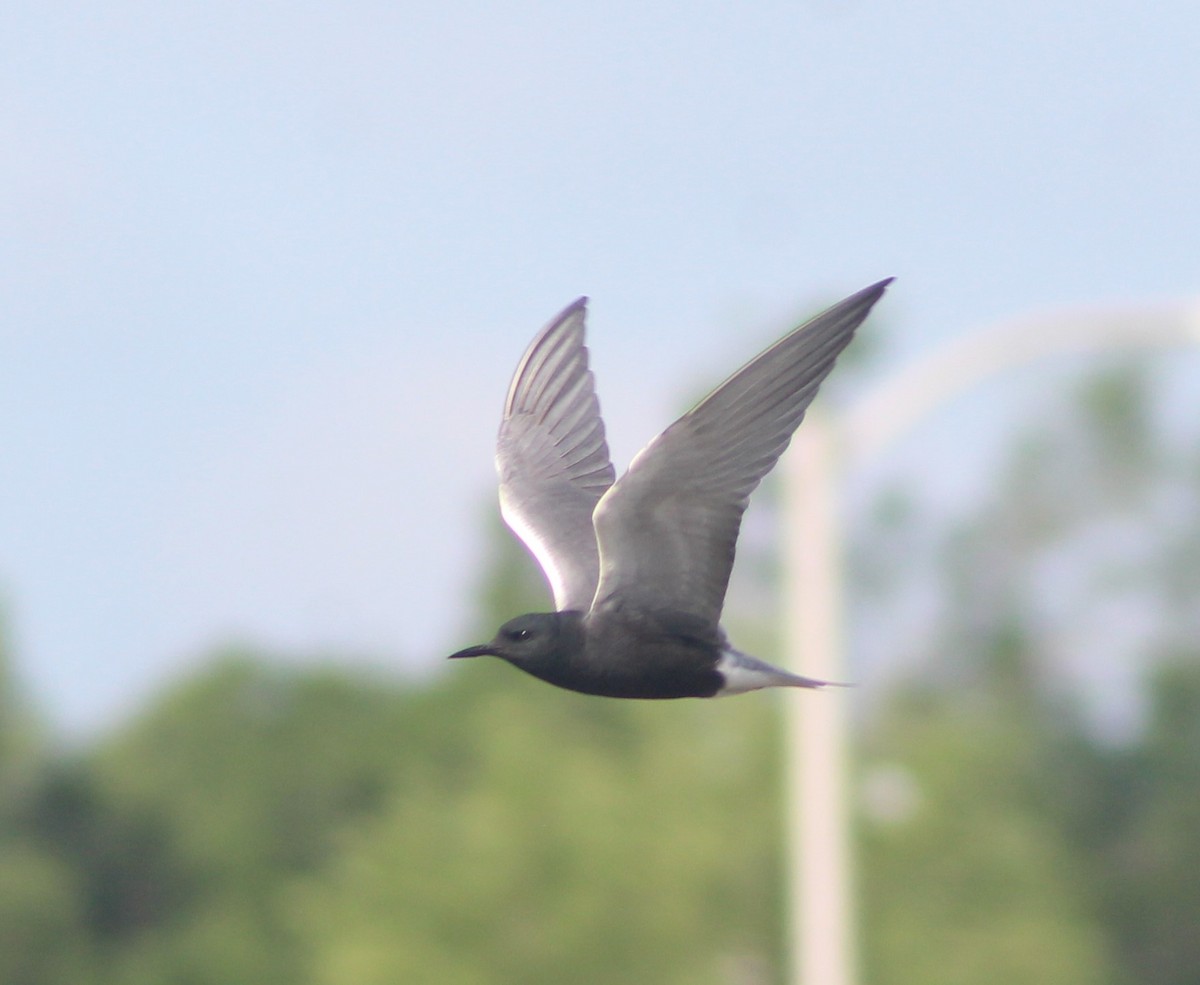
[[0, 636, 788, 984], [291, 685, 785, 985], [855, 358, 1200, 985], [0, 844, 94, 985], [860, 692, 1111, 985], [86, 654, 429, 984], [1094, 658, 1200, 985], [0, 609, 43, 810]]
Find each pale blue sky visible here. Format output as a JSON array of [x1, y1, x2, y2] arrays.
[[3, 1, 1199, 732]]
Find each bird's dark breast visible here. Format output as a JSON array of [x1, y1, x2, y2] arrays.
[[531, 607, 726, 699]]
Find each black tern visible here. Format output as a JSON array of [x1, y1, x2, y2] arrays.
[[450, 279, 892, 698]]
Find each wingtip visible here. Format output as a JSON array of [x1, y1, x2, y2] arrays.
[[549, 296, 589, 331], [836, 277, 893, 313], [544, 296, 589, 328]]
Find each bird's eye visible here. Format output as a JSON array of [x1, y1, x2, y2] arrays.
[[506, 627, 532, 642]]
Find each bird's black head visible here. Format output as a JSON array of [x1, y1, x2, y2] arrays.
[[448, 612, 567, 669]]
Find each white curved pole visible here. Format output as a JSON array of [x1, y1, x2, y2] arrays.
[[782, 298, 1200, 985], [843, 301, 1200, 465], [783, 412, 850, 985]]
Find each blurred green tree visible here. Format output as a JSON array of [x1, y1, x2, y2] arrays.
[[84, 654, 425, 985], [0, 612, 97, 985], [856, 360, 1200, 985]]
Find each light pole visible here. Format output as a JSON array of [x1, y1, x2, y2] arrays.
[[782, 297, 1200, 985]]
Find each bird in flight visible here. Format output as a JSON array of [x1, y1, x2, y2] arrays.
[[450, 279, 892, 698]]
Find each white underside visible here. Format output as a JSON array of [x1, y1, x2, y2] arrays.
[[715, 648, 833, 697]]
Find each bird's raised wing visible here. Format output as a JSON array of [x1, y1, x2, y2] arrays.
[[590, 279, 891, 624], [496, 298, 616, 612]]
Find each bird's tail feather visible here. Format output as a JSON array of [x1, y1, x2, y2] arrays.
[[715, 647, 853, 696]]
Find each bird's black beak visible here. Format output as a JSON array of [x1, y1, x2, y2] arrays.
[[447, 643, 494, 660]]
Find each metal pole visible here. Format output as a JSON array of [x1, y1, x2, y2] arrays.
[[780, 297, 1200, 985], [783, 413, 854, 985]]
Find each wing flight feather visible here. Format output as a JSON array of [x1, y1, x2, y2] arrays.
[[496, 298, 616, 611], [590, 279, 892, 623]]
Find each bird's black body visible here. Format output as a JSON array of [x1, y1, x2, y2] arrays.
[[449, 280, 892, 699], [452, 607, 728, 699]]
